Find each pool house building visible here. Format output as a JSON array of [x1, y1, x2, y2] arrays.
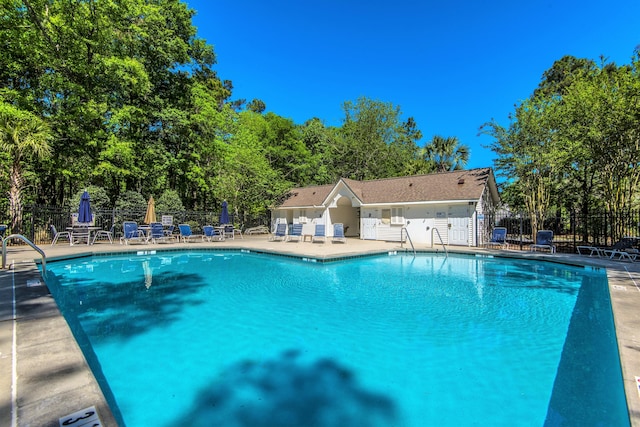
[[272, 168, 500, 246]]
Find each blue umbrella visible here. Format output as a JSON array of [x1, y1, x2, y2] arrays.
[[219, 201, 230, 225], [78, 190, 92, 223]]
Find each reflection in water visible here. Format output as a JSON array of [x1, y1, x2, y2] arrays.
[[177, 350, 398, 427]]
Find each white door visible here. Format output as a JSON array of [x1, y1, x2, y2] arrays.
[[362, 218, 377, 240], [449, 206, 469, 246]]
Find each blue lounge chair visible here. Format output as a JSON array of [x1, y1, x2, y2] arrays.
[[332, 223, 346, 243], [178, 224, 204, 243], [120, 221, 147, 245], [486, 227, 507, 249], [286, 223, 303, 242], [530, 230, 555, 253], [269, 223, 287, 241], [312, 224, 326, 243], [0, 224, 7, 239], [149, 222, 176, 244], [203, 225, 224, 242]]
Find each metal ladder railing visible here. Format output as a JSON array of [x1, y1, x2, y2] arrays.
[[2, 234, 47, 273], [400, 227, 416, 256], [432, 228, 448, 257]]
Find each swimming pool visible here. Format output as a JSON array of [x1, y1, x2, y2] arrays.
[[43, 250, 629, 426]]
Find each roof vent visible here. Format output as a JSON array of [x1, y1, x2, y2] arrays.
[[458, 178, 465, 185]]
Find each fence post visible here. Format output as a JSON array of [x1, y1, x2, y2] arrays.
[[519, 212, 523, 250]]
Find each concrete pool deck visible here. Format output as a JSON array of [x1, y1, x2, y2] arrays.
[[1, 235, 639, 426]]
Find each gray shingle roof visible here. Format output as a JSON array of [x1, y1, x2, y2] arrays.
[[278, 168, 495, 207]]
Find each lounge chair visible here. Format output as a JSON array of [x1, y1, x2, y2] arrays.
[[50, 224, 72, 246], [149, 222, 176, 244], [245, 225, 270, 235], [603, 237, 639, 261], [203, 225, 224, 242], [578, 237, 637, 259], [92, 223, 115, 244], [178, 224, 204, 243], [485, 227, 508, 249], [312, 224, 326, 243], [332, 223, 347, 243], [269, 223, 287, 241], [286, 223, 303, 242], [0, 224, 7, 239], [530, 230, 555, 253], [120, 221, 147, 245]]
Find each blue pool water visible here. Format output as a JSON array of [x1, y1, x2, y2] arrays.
[[43, 251, 629, 426]]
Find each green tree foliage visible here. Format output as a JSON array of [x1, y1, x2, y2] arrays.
[[69, 185, 111, 211], [483, 51, 640, 241], [0, 102, 52, 231], [419, 135, 470, 173], [156, 189, 185, 212], [331, 97, 421, 181], [115, 190, 147, 211]]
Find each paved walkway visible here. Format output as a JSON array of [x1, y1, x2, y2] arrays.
[[1, 236, 639, 426]]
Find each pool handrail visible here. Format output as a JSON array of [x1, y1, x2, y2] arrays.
[[400, 226, 416, 256], [431, 227, 448, 257], [2, 234, 47, 273]]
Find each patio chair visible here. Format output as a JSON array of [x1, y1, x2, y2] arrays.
[[0, 224, 7, 239], [485, 227, 508, 250], [332, 223, 347, 243], [120, 221, 147, 245], [161, 215, 174, 236], [312, 224, 326, 243], [178, 224, 204, 243], [223, 224, 242, 240], [530, 230, 555, 254], [203, 225, 224, 242], [269, 223, 287, 241], [149, 222, 176, 244], [286, 223, 303, 242], [50, 224, 72, 246], [92, 223, 115, 244]]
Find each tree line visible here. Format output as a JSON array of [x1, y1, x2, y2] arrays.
[[2, 1, 637, 241], [0, 0, 468, 232], [482, 52, 640, 240]]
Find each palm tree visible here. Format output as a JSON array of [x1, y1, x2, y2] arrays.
[[421, 135, 470, 172], [0, 104, 52, 233]]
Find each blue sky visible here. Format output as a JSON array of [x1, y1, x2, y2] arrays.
[[184, 0, 639, 169]]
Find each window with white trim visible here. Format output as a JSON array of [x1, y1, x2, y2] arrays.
[[299, 209, 308, 223], [391, 207, 404, 225], [381, 207, 404, 225]]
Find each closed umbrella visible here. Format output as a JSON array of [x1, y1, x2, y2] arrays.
[[144, 196, 156, 224], [78, 190, 92, 223], [219, 200, 230, 225]]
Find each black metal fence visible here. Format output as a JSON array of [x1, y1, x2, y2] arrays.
[[4, 205, 271, 245], [489, 209, 640, 253], [3, 205, 639, 253]]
